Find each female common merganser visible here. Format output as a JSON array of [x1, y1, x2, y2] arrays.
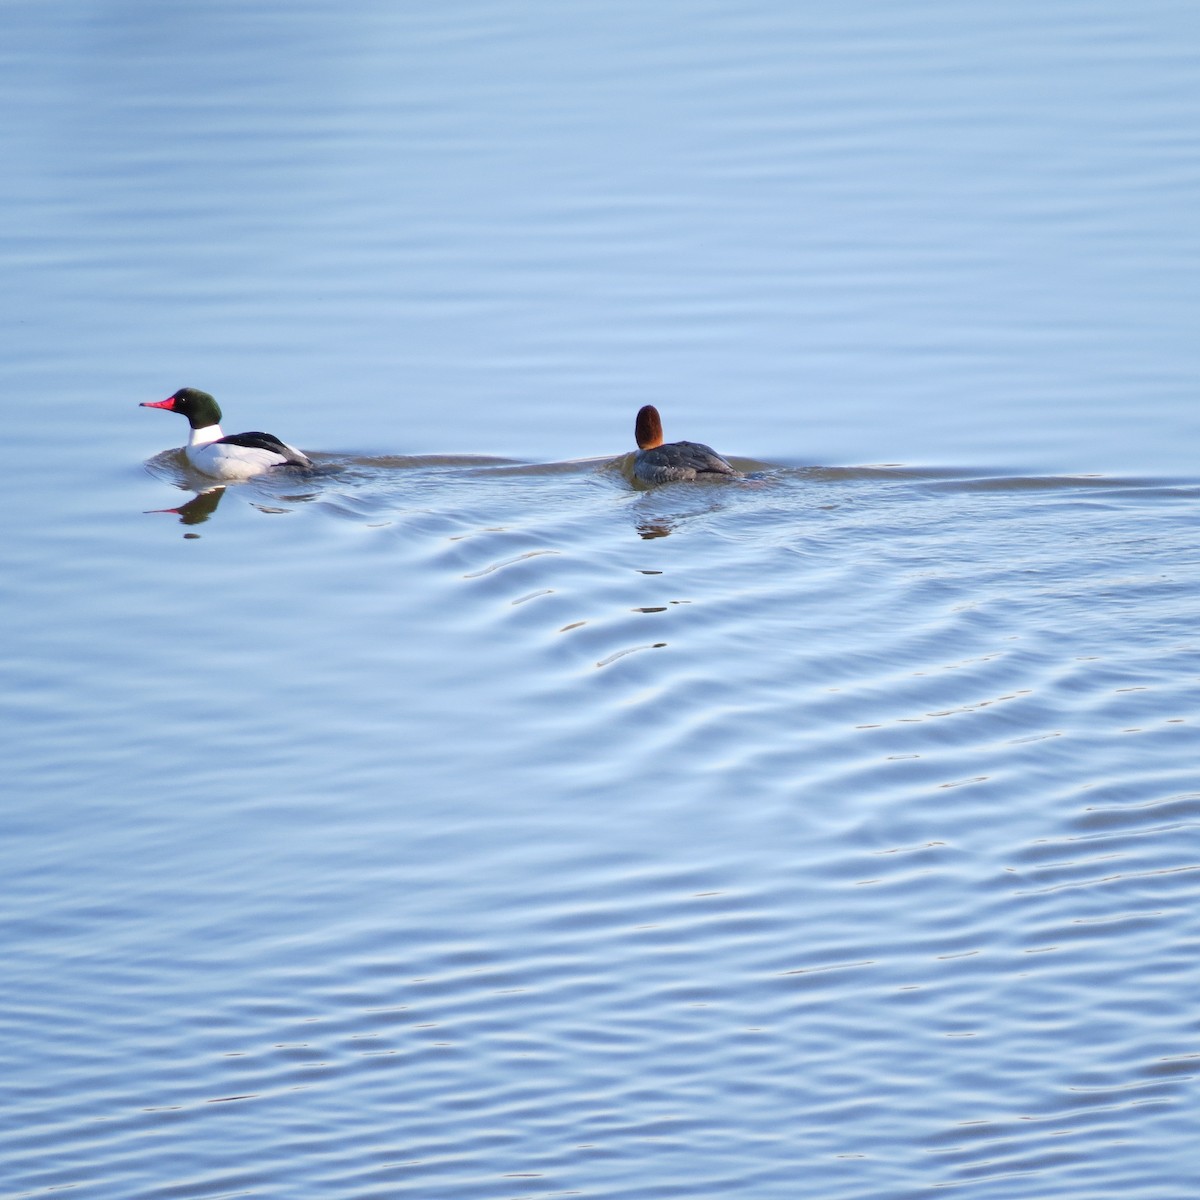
[[141, 387, 311, 480], [633, 404, 738, 484]]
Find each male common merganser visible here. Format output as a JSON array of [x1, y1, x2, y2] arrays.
[[633, 404, 738, 484], [141, 387, 311, 480]]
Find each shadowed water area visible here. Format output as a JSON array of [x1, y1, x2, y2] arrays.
[[3, 2, 1200, 1198]]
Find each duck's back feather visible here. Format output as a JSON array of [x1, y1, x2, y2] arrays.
[[634, 439, 737, 484], [216, 431, 311, 467]]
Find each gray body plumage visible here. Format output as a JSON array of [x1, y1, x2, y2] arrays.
[[634, 440, 737, 484]]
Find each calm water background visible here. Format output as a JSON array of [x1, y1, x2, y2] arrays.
[[3, 2, 1200, 1197]]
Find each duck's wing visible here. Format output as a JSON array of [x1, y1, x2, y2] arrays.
[[672, 440, 738, 476], [218, 431, 312, 467]]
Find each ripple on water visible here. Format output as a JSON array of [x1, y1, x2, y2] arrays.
[[6, 456, 1199, 1198]]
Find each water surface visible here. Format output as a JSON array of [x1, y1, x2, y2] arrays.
[[3, 2, 1200, 1198]]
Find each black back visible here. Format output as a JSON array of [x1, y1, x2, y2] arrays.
[[217, 431, 310, 466]]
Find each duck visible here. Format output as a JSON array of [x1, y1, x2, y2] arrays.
[[632, 404, 738, 484], [141, 388, 311, 480]]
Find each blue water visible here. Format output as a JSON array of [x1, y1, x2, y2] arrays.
[[3, 3, 1200, 1198]]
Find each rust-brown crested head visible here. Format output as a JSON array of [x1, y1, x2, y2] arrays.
[[635, 404, 664, 450]]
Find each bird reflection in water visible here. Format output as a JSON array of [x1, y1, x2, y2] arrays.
[[146, 486, 226, 530], [144, 486, 316, 535], [637, 520, 675, 540]]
